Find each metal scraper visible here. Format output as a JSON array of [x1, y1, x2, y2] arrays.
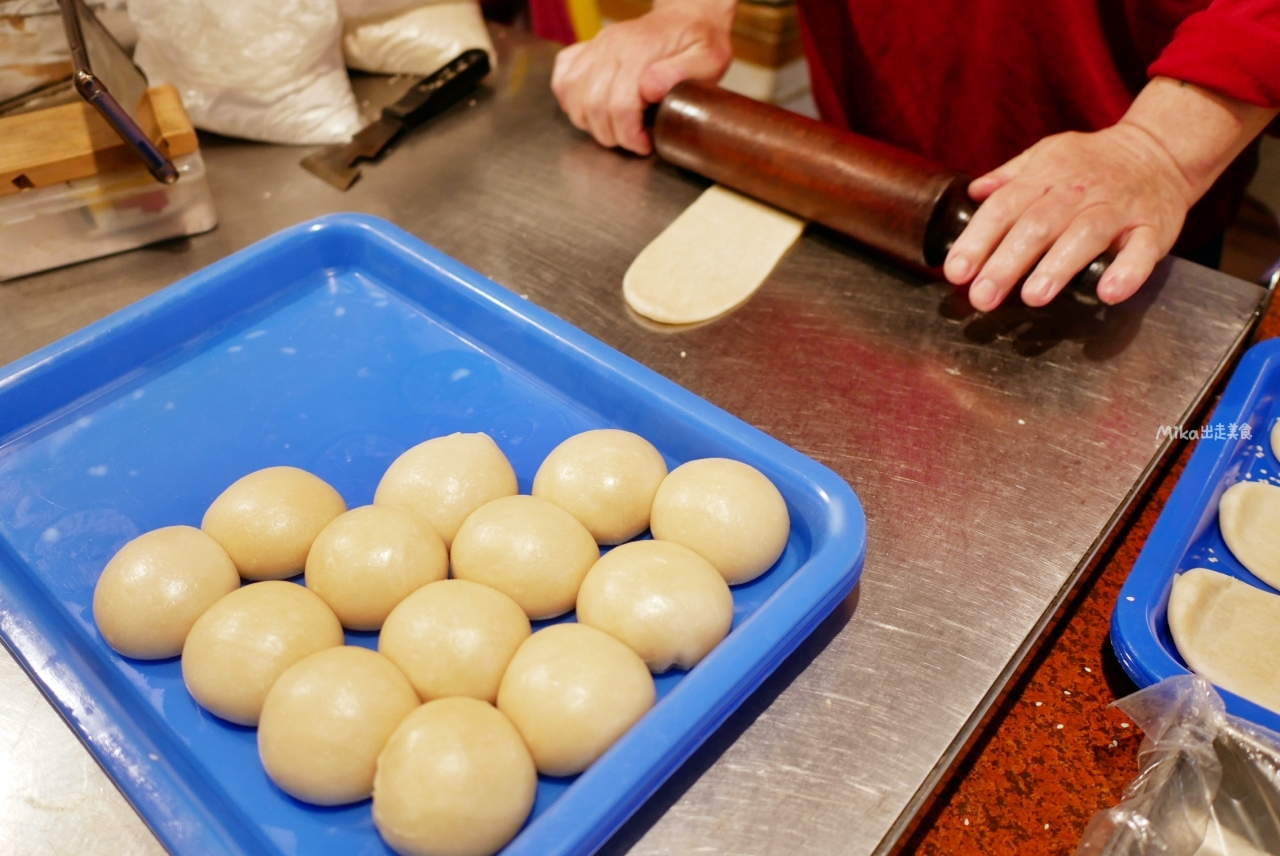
[[302, 49, 491, 191]]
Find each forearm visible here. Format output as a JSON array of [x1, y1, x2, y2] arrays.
[[1120, 76, 1278, 206]]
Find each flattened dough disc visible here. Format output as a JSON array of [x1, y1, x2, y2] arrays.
[[1168, 568, 1280, 714], [1218, 480, 1280, 589], [623, 185, 805, 325]]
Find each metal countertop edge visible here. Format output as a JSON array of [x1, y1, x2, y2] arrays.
[[871, 283, 1270, 856], [0, 597, 189, 856]]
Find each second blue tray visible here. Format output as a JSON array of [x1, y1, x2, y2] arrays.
[[0, 214, 866, 856], [1112, 337, 1280, 732]]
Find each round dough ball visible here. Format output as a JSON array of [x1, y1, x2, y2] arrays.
[[532, 429, 668, 545], [305, 505, 448, 631], [650, 458, 790, 585], [497, 623, 654, 776], [1219, 479, 1280, 589], [577, 540, 734, 673], [380, 580, 530, 703], [373, 697, 536, 856], [374, 433, 517, 548], [259, 646, 419, 806], [93, 526, 240, 659], [450, 495, 599, 619], [202, 467, 347, 581], [182, 581, 344, 725]]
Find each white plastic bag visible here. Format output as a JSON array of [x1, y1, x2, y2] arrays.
[[127, 0, 361, 145], [339, 0, 495, 76]]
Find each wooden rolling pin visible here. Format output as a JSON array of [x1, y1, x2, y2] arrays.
[[650, 81, 1110, 289]]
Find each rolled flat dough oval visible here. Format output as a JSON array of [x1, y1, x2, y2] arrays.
[[1168, 567, 1280, 714], [576, 539, 733, 673], [305, 504, 449, 631], [93, 526, 241, 660], [258, 646, 418, 806], [1218, 480, 1280, 589], [201, 466, 348, 581], [182, 580, 344, 725], [623, 185, 805, 325], [373, 697, 536, 856], [374, 432, 517, 548], [1272, 419, 1280, 461], [532, 429, 668, 545]]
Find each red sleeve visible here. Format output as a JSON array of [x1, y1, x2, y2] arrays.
[[1148, 0, 1280, 110], [529, 0, 577, 44]]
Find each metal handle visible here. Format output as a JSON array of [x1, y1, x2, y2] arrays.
[[383, 49, 491, 129], [73, 73, 178, 184]]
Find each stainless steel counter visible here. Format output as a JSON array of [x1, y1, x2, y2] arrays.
[[0, 27, 1267, 856]]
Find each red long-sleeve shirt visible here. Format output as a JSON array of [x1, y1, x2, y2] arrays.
[[796, 0, 1280, 249]]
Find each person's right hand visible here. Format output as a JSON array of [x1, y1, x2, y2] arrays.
[[551, 0, 736, 155]]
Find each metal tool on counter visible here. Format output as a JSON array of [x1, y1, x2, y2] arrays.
[[649, 81, 1111, 293], [58, 0, 176, 184], [302, 49, 491, 190]]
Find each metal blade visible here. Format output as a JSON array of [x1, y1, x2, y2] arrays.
[[62, 0, 148, 120], [300, 117, 403, 191]]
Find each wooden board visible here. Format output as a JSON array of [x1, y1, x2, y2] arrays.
[[0, 84, 198, 197], [598, 0, 803, 68]]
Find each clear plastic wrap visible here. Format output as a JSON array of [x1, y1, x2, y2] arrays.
[[339, 0, 495, 76], [127, 0, 361, 145], [1075, 676, 1280, 856]]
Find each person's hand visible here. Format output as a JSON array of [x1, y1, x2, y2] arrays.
[[551, 0, 735, 155], [944, 77, 1278, 311], [943, 125, 1193, 311]]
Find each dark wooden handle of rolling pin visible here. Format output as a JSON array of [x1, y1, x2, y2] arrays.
[[650, 81, 1111, 294]]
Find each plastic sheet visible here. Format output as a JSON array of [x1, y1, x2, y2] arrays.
[[340, 0, 495, 76], [127, 0, 361, 145], [1076, 676, 1280, 856]]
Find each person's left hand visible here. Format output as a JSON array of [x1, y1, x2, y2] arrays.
[[942, 124, 1194, 311]]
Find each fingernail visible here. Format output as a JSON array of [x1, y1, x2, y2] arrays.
[[970, 278, 997, 308], [947, 256, 972, 282], [1024, 273, 1053, 303]]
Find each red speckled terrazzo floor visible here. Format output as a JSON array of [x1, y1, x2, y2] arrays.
[[902, 288, 1280, 855]]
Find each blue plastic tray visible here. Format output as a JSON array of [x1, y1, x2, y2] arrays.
[[1112, 337, 1280, 732], [0, 214, 866, 856]]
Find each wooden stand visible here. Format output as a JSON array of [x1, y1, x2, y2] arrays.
[[0, 84, 198, 197], [598, 0, 809, 110]]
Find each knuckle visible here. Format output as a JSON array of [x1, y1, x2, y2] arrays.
[[980, 194, 1017, 224], [1076, 215, 1114, 244], [1018, 216, 1053, 244], [609, 86, 636, 114]]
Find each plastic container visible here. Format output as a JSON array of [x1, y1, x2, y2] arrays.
[[1112, 338, 1280, 733], [0, 149, 217, 281], [0, 214, 867, 856]]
